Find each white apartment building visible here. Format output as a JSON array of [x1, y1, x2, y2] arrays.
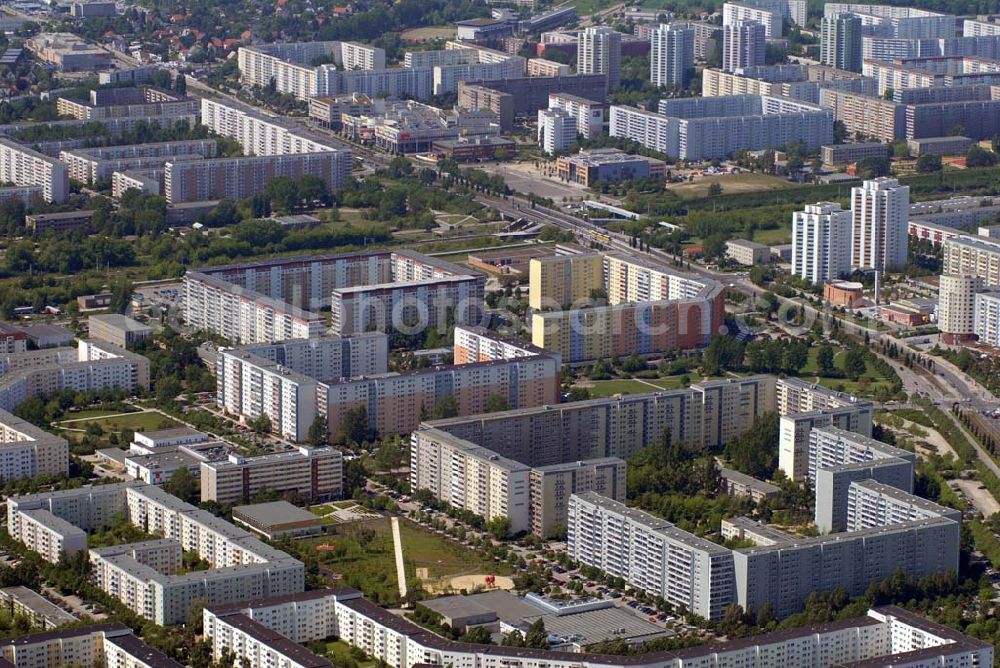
[[0, 137, 69, 203], [944, 234, 1000, 288], [12, 508, 87, 563], [410, 428, 531, 533], [238, 41, 386, 97], [578, 27, 622, 90], [938, 274, 983, 344], [548, 93, 605, 139], [791, 202, 853, 284], [9, 482, 305, 625], [847, 479, 962, 532], [204, 588, 993, 668], [1, 623, 184, 668], [537, 107, 578, 154], [723, 20, 766, 72], [974, 290, 1000, 347], [650, 23, 695, 88], [807, 425, 916, 485], [216, 335, 387, 441], [778, 405, 873, 482], [851, 177, 910, 272], [200, 447, 343, 505], [0, 408, 68, 482], [453, 325, 548, 364], [567, 491, 735, 621], [724, 2, 782, 37]]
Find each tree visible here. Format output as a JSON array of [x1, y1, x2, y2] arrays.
[[486, 516, 511, 539], [485, 394, 510, 413], [856, 156, 891, 179], [723, 412, 779, 479], [524, 619, 548, 649], [339, 406, 371, 445], [707, 182, 723, 197], [967, 145, 998, 168], [916, 154, 942, 173], [248, 413, 272, 434], [308, 415, 328, 447], [843, 348, 867, 380], [109, 277, 134, 314], [817, 345, 836, 376], [174, 74, 187, 95], [433, 395, 459, 419], [163, 467, 199, 504]]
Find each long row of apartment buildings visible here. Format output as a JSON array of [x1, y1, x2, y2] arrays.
[[238, 40, 525, 100], [202, 588, 992, 668], [410, 375, 873, 538], [214, 325, 561, 441], [0, 339, 149, 414], [528, 252, 725, 362], [183, 97, 351, 204], [568, 421, 958, 621], [184, 249, 484, 345], [8, 481, 305, 625]]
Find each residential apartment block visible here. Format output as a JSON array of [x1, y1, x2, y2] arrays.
[[323, 353, 561, 438], [0, 340, 149, 413], [0, 138, 68, 203], [200, 447, 343, 504], [183, 250, 480, 344], [60, 139, 217, 185], [938, 274, 983, 343], [568, 492, 734, 621], [610, 95, 832, 160], [453, 325, 551, 365], [791, 202, 853, 284], [1, 623, 183, 668], [216, 335, 388, 441], [164, 151, 349, 204], [530, 253, 724, 362], [0, 408, 68, 483], [204, 589, 992, 668], [8, 482, 304, 625]]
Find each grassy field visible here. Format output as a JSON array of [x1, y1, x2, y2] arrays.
[[580, 375, 704, 397], [400, 26, 456, 41], [668, 173, 801, 199], [59, 411, 179, 433], [752, 226, 791, 245], [325, 639, 376, 668], [63, 408, 138, 420], [301, 518, 512, 606]]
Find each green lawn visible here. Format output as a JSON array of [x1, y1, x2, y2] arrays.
[[295, 518, 512, 606], [752, 226, 790, 245], [59, 411, 180, 435], [325, 639, 376, 668], [63, 408, 137, 420]]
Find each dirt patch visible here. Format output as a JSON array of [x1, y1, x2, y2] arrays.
[[951, 479, 1000, 517], [421, 573, 515, 594]]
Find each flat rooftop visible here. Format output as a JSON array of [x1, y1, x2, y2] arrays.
[[232, 501, 321, 529]]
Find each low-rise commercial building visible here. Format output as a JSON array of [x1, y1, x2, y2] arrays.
[[555, 149, 665, 186], [88, 314, 153, 349], [821, 142, 890, 164], [25, 32, 110, 71], [232, 501, 324, 539], [725, 238, 770, 265], [25, 210, 94, 234]]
